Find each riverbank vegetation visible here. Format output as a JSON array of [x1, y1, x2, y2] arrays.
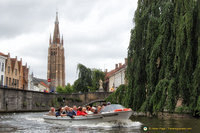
[[107, 0, 200, 116], [56, 63, 105, 93]]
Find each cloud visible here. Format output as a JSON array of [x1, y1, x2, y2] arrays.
[[0, 0, 137, 84]]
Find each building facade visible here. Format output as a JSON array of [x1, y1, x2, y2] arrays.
[[0, 52, 6, 86], [105, 59, 127, 92], [32, 77, 49, 92], [47, 12, 65, 90], [2, 52, 29, 89]]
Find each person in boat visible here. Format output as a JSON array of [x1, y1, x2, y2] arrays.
[[62, 106, 69, 114], [72, 105, 77, 115], [55, 107, 65, 117], [66, 108, 76, 118], [86, 106, 92, 114], [88, 107, 97, 114], [77, 107, 87, 116], [48, 107, 55, 116], [107, 102, 111, 105], [97, 106, 102, 113], [61, 106, 75, 118], [82, 107, 88, 115], [86, 106, 94, 114]]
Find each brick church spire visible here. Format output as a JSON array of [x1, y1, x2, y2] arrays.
[[47, 12, 65, 91], [53, 12, 60, 44]]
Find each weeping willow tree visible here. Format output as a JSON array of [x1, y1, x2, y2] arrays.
[[73, 64, 92, 92], [73, 64, 105, 92], [107, 0, 199, 115]]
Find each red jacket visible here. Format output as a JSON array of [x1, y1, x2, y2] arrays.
[[77, 111, 87, 116]]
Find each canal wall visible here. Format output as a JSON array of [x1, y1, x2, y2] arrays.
[[133, 111, 192, 118], [0, 87, 111, 112]]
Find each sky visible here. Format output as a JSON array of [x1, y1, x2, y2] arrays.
[[0, 0, 137, 84]]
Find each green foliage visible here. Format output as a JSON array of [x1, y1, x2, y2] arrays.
[[56, 83, 74, 94], [106, 84, 127, 105], [56, 86, 65, 93], [175, 106, 190, 114], [73, 64, 105, 93], [195, 96, 200, 115], [91, 69, 105, 91], [65, 83, 73, 93], [123, 0, 199, 115], [166, 78, 178, 112], [74, 64, 92, 92]]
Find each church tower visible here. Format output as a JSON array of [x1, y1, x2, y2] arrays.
[[47, 12, 65, 90]]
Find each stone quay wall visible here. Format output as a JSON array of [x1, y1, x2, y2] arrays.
[[0, 87, 111, 113]]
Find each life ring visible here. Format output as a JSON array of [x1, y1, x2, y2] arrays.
[[114, 109, 123, 112], [123, 108, 132, 111]]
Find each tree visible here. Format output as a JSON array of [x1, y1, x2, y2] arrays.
[[56, 86, 65, 93], [121, 0, 199, 115], [73, 64, 106, 93], [74, 64, 92, 92], [91, 69, 105, 91], [64, 83, 73, 93]]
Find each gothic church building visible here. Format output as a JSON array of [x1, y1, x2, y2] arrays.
[[47, 12, 65, 90]]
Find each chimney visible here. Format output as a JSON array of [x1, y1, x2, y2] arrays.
[[119, 63, 122, 67], [115, 64, 118, 69], [104, 69, 108, 73], [125, 58, 128, 65]]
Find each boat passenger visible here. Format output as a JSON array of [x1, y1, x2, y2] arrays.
[[62, 106, 70, 115], [88, 107, 96, 114], [82, 107, 88, 115], [55, 107, 65, 117], [72, 105, 77, 115], [86, 106, 91, 114], [67, 108, 76, 118], [97, 106, 102, 113], [107, 102, 111, 105], [48, 107, 55, 116], [77, 107, 87, 116]]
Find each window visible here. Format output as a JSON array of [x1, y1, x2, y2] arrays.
[[6, 77, 8, 86], [8, 66, 10, 74], [15, 69, 17, 76], [17, 80, 19, 88], [1, 63, 4, 72], [0, 75, 2, 85], [12, 79, 14, 86], [9, 78, 11, 86]]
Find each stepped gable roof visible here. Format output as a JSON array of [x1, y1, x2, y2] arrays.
[[18, 61, 22, 72], [106, 64, 126, 78], [23, 66, 27, 72], [10, 58, 17, 71]]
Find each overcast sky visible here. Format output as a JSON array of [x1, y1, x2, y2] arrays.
[[0, 0, 137, 84]]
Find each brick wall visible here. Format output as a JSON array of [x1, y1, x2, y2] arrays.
[[0, 87, 111, 112]]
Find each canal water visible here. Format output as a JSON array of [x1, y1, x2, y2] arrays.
[[0, 112, 199, 133]]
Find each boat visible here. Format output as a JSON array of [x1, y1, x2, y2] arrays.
[[43, 104, 133, 125]]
